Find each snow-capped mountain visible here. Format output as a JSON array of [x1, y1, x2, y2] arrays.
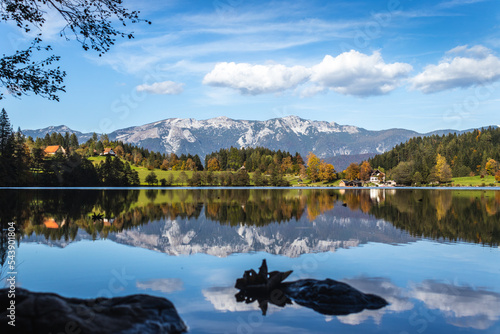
[[107, 115, 416, 160], [23, 116, 488, 169]]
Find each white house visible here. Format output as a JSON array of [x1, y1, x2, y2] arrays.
[[101, 148, 116, 156], [370, 169, 385, 183]]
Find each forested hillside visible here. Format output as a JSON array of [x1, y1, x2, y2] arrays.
[[369, 126, 500, 185]]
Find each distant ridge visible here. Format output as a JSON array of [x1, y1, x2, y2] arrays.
[[22, 116, 497, 170]]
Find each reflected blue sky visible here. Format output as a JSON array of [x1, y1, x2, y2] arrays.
[[15, 237, 500, 333], [3, 188, 499, 333]]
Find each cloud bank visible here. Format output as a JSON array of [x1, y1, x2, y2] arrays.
[[411, 45, 500, 93], [204, 45, 500, 97], [202, 62, 310, 95], [310, 51, 413, 96], [203, 51, 412, 97]]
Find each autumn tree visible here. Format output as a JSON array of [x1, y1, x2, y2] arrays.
[[485, 159, 497, 176], [359, 161, 373, 181], [299, 164, 307, 180], [345, 163, 360, 180], [319, 161, 335, 182], [306, 152, 321, 182], [133, 151, 143, 166], [207, 157, 221, 171], [495, 170, 500, 183], [435, 154, 452, 183], [114, 145, 124, 158], [0, 0, 150, 100], [185, 158, 196, 171], [280, 156, 293, 174]]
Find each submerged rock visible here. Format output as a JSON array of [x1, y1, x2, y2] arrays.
[[283, 278, 388, 315], [0, 288, 187, 334]]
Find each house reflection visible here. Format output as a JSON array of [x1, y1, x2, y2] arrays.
[[43, 218, 66, 229]]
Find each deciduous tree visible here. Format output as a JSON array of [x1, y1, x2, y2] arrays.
[[306, 152, 320, 182], [145, 171, 158, 186], [485, 159, 497, 176], [319, 161, 335, 182], [392, 161, 414, 185], [435, 154, 452, 183], [345, 163, 360, 180], [359, 161, 372, 181], [0, 0, 150, 100], [207, 157, 221, 171]]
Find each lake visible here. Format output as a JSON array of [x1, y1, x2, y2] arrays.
[[1, 188, 500, 333]]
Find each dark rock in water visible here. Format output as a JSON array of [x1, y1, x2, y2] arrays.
[[283, 278, 388, 315], [0, 288, 187, 334], [234, 260, 388, 317]]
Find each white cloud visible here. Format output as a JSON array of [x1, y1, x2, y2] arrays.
[[136, 278, 184, 293], [310, 51, 413, 96], [202, 62, 310, 95], [446, 44, 491, 58], [136, 81, 184, 95], [437, 0, 488, 9], [410, 45, 500, 93], [203, 51, 412, 97]]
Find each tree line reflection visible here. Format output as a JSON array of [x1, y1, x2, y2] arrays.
[[1, 188, 499, 265]]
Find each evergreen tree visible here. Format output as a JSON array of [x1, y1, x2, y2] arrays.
[[0, 109, 13, 156], [0, 109, 16, 186], [69, 133, 79, 149]]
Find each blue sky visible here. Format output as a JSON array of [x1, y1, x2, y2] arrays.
[[1, 0, 500, 133]]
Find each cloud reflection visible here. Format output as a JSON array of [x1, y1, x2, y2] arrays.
[[202, 286, 300, 314], [203, 287, 260, 312], [338, 277, 413, 325], [136, 278, 184, 293], [410, 280, 500, 330]]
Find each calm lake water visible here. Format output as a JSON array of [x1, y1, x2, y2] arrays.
[[1, 188, 500, 333]]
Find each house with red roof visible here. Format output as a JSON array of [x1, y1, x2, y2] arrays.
[[101, 148, 116, 156], [44, 145, 66, 156]]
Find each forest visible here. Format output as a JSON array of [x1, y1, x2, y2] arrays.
[[369, 126, 500, 185], [0, 109, 337, 187]]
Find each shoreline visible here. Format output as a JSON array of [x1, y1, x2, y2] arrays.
[[1, 186, 499, 190]]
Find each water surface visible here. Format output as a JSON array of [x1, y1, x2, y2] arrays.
[[1, 188, 499, 333]]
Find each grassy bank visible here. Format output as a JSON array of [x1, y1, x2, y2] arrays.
[[451, 175, 499, 187], [88, 156, 499, 187], [88, 156, 343, 186]]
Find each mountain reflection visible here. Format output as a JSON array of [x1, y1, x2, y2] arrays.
[[1, 188, 499, 262]]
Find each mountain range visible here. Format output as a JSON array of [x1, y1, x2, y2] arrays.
[[23, 116, 492, 170]]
